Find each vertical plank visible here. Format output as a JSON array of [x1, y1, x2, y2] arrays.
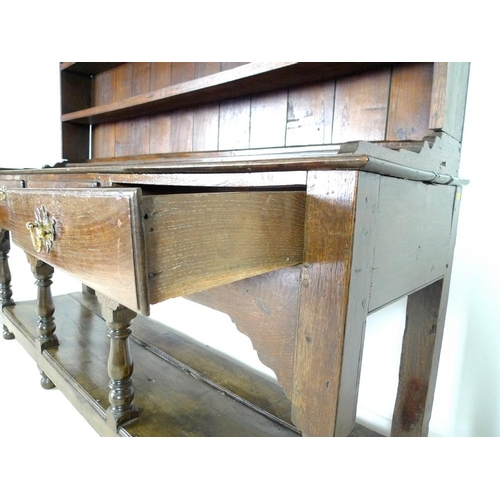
[[386, 63, 433, 141], [193, 63, 221, 152], [131, 62, 151, 155], [250, 90, 288, 148], [221, 62, 247, 71], [193, 103, 220, 151], [219, 97, 251, 150], [169, 63, 195, 152], [429, 62, 470, 142], [195, 62, 221, 78], [291, 170, 359, 436], [150, 62, 172, 89], [286, 82, 335, 146], [391, 279, 443, 436], [92, 68, 116, 159], [334, 172, 379, 436], [149, 63, 172, 154], [332, 68, 391, 143], [114, 63, 134, 156]]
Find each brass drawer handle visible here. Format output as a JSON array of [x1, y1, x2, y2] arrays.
[[26, 205, 56, 253]]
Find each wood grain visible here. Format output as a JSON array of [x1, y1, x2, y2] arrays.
[[332, 68, 390, 142], [291, 170, 359, 436], [429, 62, 470, 141], [286, 82, 335, 146], [92, 67, 117, 158], [6, 188, 149, 315], [390, 279, 443, 436], [144, 190, 306, 302], [188, 267, 301, 398], [386, 63, 433, 141], [4, 293, 299, 436]]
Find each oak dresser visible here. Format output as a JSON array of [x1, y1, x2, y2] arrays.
[[0, 62, 469, 436]]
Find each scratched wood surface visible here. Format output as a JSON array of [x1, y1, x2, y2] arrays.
[[86, 62, 436, 160], [6, 187, 149, 314], [390, 279, 443, 436], [188, 267, 301, 398], [144, 190, 306, 303], [291, 170, 359, 436]]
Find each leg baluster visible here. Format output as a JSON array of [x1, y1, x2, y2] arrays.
[[29, 257, 58, 351], [98, 293, 139, 431], [27, 256, 58, 389], [0, 230, 15, 340]]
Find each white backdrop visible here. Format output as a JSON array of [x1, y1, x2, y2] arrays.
[[0, 61, 498, 440]]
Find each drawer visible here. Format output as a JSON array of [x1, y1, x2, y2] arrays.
[[6, 187, 305, 315], [7, 188, 149, 314]]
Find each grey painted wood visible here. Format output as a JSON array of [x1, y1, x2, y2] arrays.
[[334, 171, 380, 436], [368, 177, 456, 312]]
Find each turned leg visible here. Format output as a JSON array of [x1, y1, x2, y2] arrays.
[[0, 230, 15, 340], [27, 255, 58, 389], [27, 256, 58, 351], [97, 293, 139, 431]]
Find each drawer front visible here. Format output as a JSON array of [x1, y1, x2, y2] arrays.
[[7, 188, 149, 315]]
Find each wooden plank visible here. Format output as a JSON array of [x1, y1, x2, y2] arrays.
[[334, 171, 379, 436], [250, 90, 288, 148], [390, 279, 443, 436], [169, 63, 195, 152], [188, 267, 301, 398], [149, 63, 172, 154], [195, 62, 221, 78], [4, 293, 299, 437], [291, 170, 359, 436], [429, 62, 470, 142], [114, 63, 134, 157], [193, 62, 221, 152], [192, 103, 220, 151], [6, 188, 149, 315], [218, 97, 251, 150], [286, 82, 335, 146], [368, 177, 455, 312], [331, 67, 391, 142], [144, 191, 306, 302], [92, 67, 116, 159], [130, 62, 151, 155], [75, 289, 295, 427], [386, 63, 434, 141], [62, 62, 388, 125]]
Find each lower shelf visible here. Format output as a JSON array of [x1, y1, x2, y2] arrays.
[[2, 292, 382, 437], [3, 292, 299, 436]]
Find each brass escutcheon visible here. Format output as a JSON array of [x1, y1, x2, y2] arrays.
[[26, 205, 56, 253], [0, 186, 6, 201]]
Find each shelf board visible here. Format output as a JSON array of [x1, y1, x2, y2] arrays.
[[60, 62, 123, 75], [61, 62, 387, 125], [4, 292, 299, 437]]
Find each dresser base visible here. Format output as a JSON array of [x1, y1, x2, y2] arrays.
[[3, 292, 382, 437]]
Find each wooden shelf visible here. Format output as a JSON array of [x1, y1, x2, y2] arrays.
[[60, 62, 123, 75], [3, 292, 300, 437], [61, 62, 387, 125]]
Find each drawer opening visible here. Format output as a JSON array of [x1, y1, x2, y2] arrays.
[[112, 183, 306, 196]]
